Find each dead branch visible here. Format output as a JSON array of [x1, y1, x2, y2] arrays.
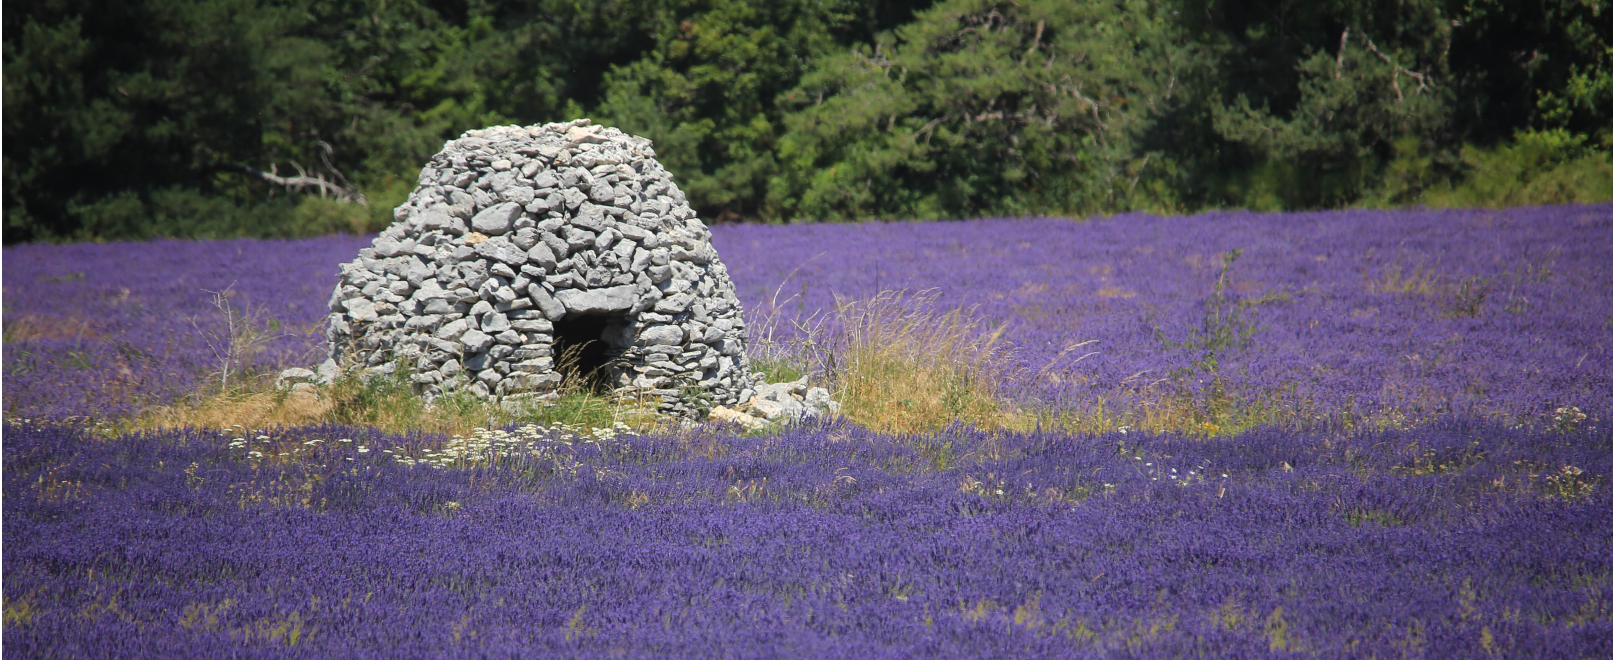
[[1024, 20, 1045, 62], [221, 161, 367, 204], [911, 116, 946, 144], [1335, 27, 1349, 79], [1359, 33, 1431, 102]]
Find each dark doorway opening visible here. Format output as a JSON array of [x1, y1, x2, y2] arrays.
[[552, 314, 624, 392]]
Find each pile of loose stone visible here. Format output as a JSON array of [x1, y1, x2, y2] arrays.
[[306, 119, 836, 421]]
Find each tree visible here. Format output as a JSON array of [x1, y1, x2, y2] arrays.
[[588, 0, 911, 222], [1151, 0, 1610, 210], [768, 0, 1199, 221]]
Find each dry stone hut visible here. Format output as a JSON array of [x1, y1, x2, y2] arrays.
[[325, 120, 758, 416]]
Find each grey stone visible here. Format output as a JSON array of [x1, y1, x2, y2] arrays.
[[343, 298, 378, 323], [527, 284, 565, 320], [471, 202, 521, 235], [527, 242, 557, 270], [555, 285, 636, 315], [641, 325, 684, 346], [316, 358, 340, 384], [511, 319, 553, 332], [654, 292, 694, 314], [423, 299, 460, 315], [512, 227, 540, 251], [374, 238, 404, 258], [436, 318, 469, 340], [461, 328, 495, 354], [805, 387, 838, 417], [475, 236, 526, 266], [541, 234, 569, 261], [495, 297, 533, 312], [420, 209, 453, 231], [482, 312, 510, 333], [276, 367, 317, 391], [447, 191, 475, 219], [572, 202, 607, 231]]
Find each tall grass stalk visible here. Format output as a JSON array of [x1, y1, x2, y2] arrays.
[[187, 283, 285, 393], [825, 290, 1013, 435]]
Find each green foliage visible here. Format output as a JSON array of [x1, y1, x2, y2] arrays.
[[1184, 0, 1458, 209], [3, 0, 1608, 242], [1417, 130, 1613, 208], [590, 0, 865, 221], [749, 355, 807, 384], [768, 0, 1198, 221], [1150, 0, 1611, 211]]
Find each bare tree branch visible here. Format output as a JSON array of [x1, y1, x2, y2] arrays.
[[220, 161, 367, 204], [1360, 33, 1431, 102], [911, 116, 947, 144], [1335, 27, 1350, 79]]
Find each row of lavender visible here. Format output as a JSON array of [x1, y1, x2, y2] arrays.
[[2, 235, 371, 419], [716, 205, 1611, 425], [3, 205, 1608, 425], [5, 418, 1607, 657]]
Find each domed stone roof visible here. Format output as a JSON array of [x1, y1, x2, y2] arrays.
[[325, 120, 756, 415]]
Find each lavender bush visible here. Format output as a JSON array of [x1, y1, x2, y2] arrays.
[[717, 205, 1611, 429], [4, 417, 1607, 657], [2, 236, 369, 420], [3, 206, 1609, 656], [4, 205, 1607, 427]]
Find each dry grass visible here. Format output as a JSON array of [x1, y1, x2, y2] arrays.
[[136, 364, 664, 438], [140, 390, 334, 431], [823, 290, 1015, 435], [2, 314, 105, 343]]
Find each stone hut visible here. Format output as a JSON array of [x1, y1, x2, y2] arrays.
[[325, 120, 757, 416]]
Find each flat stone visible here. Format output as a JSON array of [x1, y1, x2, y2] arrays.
[[654, 292, 693, 314], [527, 284, 565, 320], [461, 328, 495, 354], [640, 325, 684, 346], [474, 236, 526, 266], [511, 319, 553, 332], [555, 285, 636, 315], [708, 406, 766, 429], [471, 202, 521, 235], [481, 312, 510, 333], [343, 298, 378, 322]]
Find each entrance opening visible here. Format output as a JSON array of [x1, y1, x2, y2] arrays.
[[552, 314, 626, 392]]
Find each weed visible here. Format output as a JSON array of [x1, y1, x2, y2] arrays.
[[1553, 406, 1587, 432], [145, 349, 664, 438], [1343, 506, 1405, 527], [749, 355, 807, 384], [826, 290, 1012, 435], [1162, 249, 1271, 376], [1371, 256, 1438, 294], [1443, 276, 1492, 318], [187, 283, 286, 393], [1544, 465, 1597, 501]]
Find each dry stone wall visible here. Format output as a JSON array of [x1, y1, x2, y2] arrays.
[[325, 120, 758, 416]]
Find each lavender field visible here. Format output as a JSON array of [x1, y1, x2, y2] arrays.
[[4, 206, 1611, 657]]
